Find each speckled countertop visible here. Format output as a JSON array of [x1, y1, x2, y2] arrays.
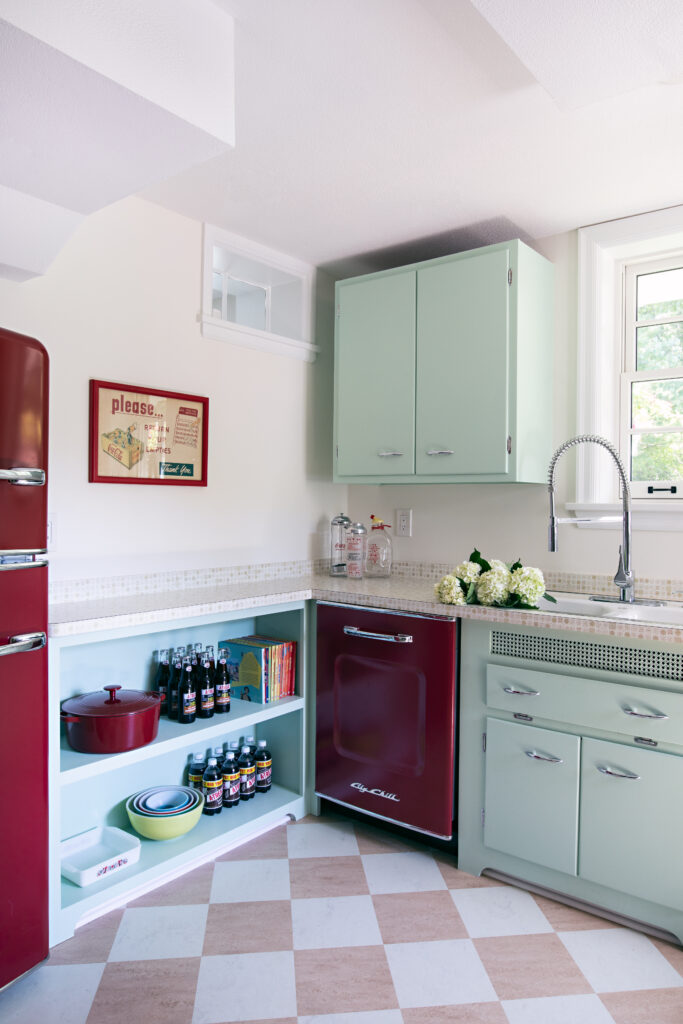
[[48, 571, 683, 645]]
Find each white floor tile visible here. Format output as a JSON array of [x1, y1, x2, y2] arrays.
[[292, 894, 382, 949], [287, 821, 360, 859], [450, 885, 553, 938], [385, 938, 498, 1007], [502, 993, 617, 1024], [361, 851, 448, 894], [210, 857, 291, 902], [299, 1012, 404, 1024], [0, 963, 104, 1024], [193, 951, 296, 1023], [108, 903, 208, 961], [558, 927, 683, 993]]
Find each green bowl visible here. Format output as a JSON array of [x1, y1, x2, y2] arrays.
[[125, 792, 204, 840]]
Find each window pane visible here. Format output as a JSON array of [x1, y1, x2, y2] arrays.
[[225, 278, 267, 330], [631, 432, 683, 481], [636, 266, 683, 321], [631, 379, 683, 429], [636, 323, 683, 371]]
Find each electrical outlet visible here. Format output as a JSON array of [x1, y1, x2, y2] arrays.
[[395, 508, 412, 537]]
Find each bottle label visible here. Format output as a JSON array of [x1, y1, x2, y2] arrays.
[[256, 758, 272, 788], [200, 687, 214, 711], [216, 682, 231, 706], [222, 769, 240, 801], [240, 764, 256, 794], [204, 777, 223, 807], [182, 692, 196, 715], [158, 683, 168, 710], [188, 770, 204, 788]]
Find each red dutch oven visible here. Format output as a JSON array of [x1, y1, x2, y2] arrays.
[[61, 685, 162, 754]]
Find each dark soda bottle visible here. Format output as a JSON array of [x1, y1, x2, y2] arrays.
[[187, 750, 206, 791], [214, 649, 231, 715], [202, 757, 223, 815], [212, 745, 224, 770], [167, 646, 186, 720], [198, 656, 215, 719], [246, 734, 257, 757], [238, 744, 256, 801], [154, 648, 170, 716], [222, 752, 240, 808], [178, 662, 197, 724], [255, 739, 272, 793]]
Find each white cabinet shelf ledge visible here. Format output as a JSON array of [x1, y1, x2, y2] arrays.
[[48, 599, 309, 946]]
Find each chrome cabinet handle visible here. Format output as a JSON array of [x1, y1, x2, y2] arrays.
[[503, 685, 540, 696], [597, 764, 640, 780], [622, 703, 668, 721], [0, 467, 46, 486], [377, 451, 404, 458], [0, 558, 48, 572], [343, 626, 413, 643], [426, 449, 454, 456], [0, 632, 47, 657], [525, 749, 563, 764]]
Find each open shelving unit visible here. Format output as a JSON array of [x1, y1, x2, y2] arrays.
[[48, 600, 309, 946]]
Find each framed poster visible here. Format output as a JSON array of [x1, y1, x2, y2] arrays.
[[89, 380, 208, 485]]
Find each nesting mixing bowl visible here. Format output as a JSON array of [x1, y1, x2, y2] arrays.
[[126, 785, 203, 840]]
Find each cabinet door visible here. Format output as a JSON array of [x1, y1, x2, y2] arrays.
[[335, 272, 416, 476], [416, 249, 510, 476], [580, 738, 683, 911], [484, 717, 579, 874]]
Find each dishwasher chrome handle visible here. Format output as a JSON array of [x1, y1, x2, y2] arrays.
[[426, 449, 454, 456], [525, 749, 563, 764], [622, 703, 668, 721], [0, 467, 46, 486], [597, 764, 640, 780], [343, 626, 413, 643], [377, 450, 404, 458], [0, 632, 47, 657], [503, 685, 540, 696]]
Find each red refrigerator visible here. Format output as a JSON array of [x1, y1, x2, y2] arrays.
[[0, 327, 49, 990]]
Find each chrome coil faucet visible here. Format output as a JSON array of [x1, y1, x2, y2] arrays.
[[547, 434, 635, 604]]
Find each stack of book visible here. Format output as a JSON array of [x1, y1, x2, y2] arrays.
[[219, 635, 297, 704]]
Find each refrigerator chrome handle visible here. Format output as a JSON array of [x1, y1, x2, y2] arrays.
[[0, 558, 48, 572], [343, 626, 413, 643], [0, 632, 47, 657], [0, 467, 46, 486]]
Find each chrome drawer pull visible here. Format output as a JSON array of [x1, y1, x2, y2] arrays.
[[597, 764, 640, 780], [0, 632, 47, 657], [426, 449, 454, 456], [343, 626, 413, 643], [503, 686, 540, 696], [378, 451, 404, 457], [622, 703, 668, 721], [0, 467, 46, 486], [525, 749, 563, 764]]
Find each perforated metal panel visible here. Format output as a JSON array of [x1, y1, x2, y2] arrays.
[[490, 630, 683, 682]]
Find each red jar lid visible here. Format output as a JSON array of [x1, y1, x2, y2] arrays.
[[61, 685, 161, 717]]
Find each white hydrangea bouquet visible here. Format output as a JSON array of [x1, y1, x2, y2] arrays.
[[434, 549, 557, 610]]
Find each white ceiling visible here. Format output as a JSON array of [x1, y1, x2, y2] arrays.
[[140, 0, 683, 274]]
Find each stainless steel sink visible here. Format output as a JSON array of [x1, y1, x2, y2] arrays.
[[542, 593, 683, 627]]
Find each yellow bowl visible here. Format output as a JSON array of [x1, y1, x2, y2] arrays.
[[125, 793, 204, 840]]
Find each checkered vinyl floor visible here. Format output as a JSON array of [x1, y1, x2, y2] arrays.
[[2, 811, 683, 1023]]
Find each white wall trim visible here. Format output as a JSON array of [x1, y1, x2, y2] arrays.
[[200, 314, 319, 361]]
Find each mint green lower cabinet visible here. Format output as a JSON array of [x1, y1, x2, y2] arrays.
[[484, 717, 579, 874], [579, 738, 683, 912]]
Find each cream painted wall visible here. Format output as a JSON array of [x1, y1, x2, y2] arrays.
[[348, 230, 681, 582], [0, 197, 345, 580]]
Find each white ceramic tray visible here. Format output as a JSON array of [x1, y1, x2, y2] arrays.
[[60, 826, 141, 886]]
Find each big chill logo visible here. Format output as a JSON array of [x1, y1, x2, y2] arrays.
[[351, 782, 400, 803]]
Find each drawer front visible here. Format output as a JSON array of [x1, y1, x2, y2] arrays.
[[484, 717, 579, 875], [487, 663, 683, 747]]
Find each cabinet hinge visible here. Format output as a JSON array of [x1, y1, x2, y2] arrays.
[[336, 444, 339, 461], [508, 268, 513, 286], [336, 305, 341, 319], [481, 808, 485, 828], [482, 732, 487, 753], [506, 435, 512, 455]]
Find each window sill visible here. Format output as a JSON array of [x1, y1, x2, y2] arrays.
[[566, 501, 683, 532], [201, 315, 319, 362]]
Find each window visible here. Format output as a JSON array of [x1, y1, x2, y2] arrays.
[[621, 255, 683, 498]]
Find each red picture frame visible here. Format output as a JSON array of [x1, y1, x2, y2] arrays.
[[89, 380, 209, 486]]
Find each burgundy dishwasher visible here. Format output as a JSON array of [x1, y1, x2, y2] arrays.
[[315, 602, 458, 840]]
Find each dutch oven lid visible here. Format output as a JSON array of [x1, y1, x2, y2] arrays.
[[61, 685, 161, 717]]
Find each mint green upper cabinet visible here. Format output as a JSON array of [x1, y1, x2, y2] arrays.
[[334, 270, 416, 477], [416, 250, 510, 476], [333, 239, 554, 484]]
